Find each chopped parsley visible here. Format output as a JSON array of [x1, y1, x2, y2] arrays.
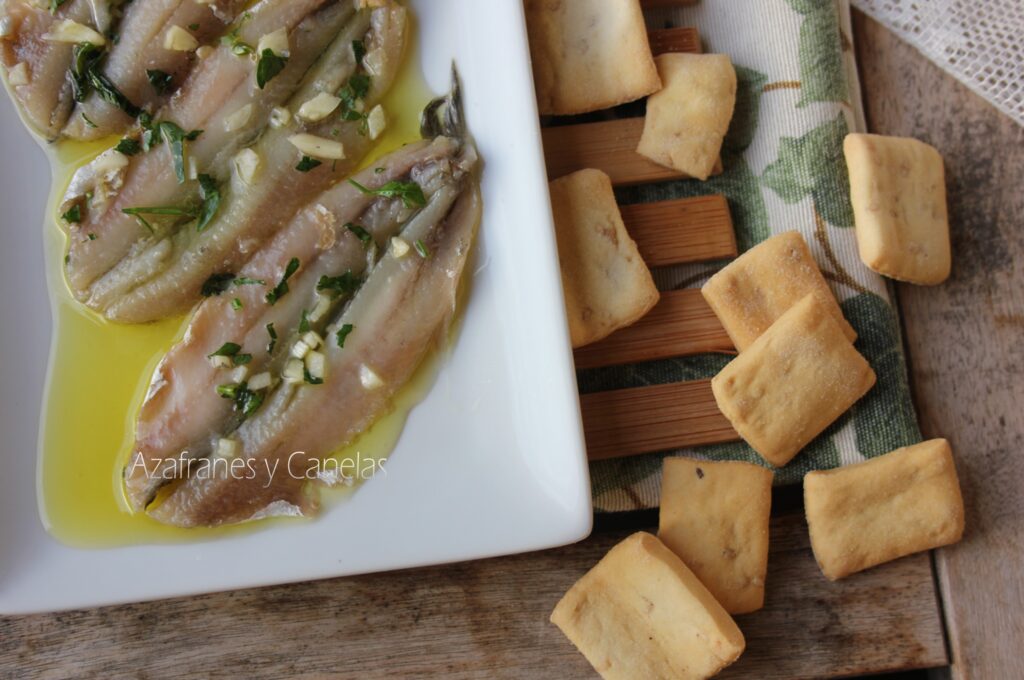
[[335, 323, 354, 348], [348, 179, 426, 208], [231, 297, 243, 310], [265, 257, 300, 305], [316, 271, 362, 297], [201, 272, 235, 297], [220, 13, 255, 56], [255, 48, 287, 89], [48, 0, 69, 13], [414, 239, 430, 259], [345, 222, 372, 246], [217, 382, 264, 418], [121, 205, 196, 233], [61, 204, 82, 224], [114, 138, 141, 156], [352, 39, 366, 65], [140, 119, 202, 184], [196, 173, 220, 231], [70, 43, 140, 116], [298, 309, 311, 334], [266, 322, 278, 353], [233, 276, 265, 286], [296, 155, 322, 172], [146, 69, 173, 95], [209, 342, 241, 358]]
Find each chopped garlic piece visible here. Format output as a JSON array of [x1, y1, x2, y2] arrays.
[[288, 133, 345, 160], [390, 237, 410, 258], [309, 293, 332, 322], [196, 45, 215, 59], [291, 339, 310, 360], [360, 364, 384, 390], [43, 19, 107, 46], [305, 351, 325, 380], [209, 354, 232, 369], [186, 155, 198, 181], [366, 104, 386, 140], [215, 438, 240, 459], [231, 365, 249, 383], [269, 106, 292, 129], [7, 62, 29, 86], [223, 103, 253, 132], [233, 148, 261, 185], [248, 371, 272, 391], [164, 25, 198, 51], [257, 27, 288, 56], [283, 358, 304, 384], [301, 330, 323, 350], [297, 92, 341, 122]]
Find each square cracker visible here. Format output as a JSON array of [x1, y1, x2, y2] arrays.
[[549, 169, 659, 348], [844, 133, 951, 285], [659, 457, 773, 614], [804, 438, 965, 580], [551, 532, 745, 680], [711, 294, 876, 468], [524, 0, 661, 116], [702, 231, 856, 352], [637, 53, 737, 181]]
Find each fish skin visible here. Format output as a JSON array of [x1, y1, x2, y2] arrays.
[[1, 0, 104, 140], [92, 1, 408, 322], [63, 0, 352, 299], [125, 136, 460, 511], [63, 0, 250, 141], [149, 145, 481, 528]]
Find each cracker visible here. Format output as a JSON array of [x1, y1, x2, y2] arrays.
[[549, 169, 659, 348], [636, 53, 737, 181], [524, 0, 661, 116], [551, 532, 745, 680], [659, 457, 773, 614], [844, 133, 951, 285], [711, 294, 876, 467], [805, 439, 965, 580]]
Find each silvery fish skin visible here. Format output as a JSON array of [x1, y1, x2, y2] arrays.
[[61, 0, 358, 302], [63, 0, 250, 140], [146, 84, 480, 528], [0, 0, 119, 140], [125, 135, 462, 511], [69, 0, 409, 323]]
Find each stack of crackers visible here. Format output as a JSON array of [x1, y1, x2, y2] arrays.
[[527, 1, 962, 678]]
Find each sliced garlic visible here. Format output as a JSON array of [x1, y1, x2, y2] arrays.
[[209, 354, 233, 369], [257, 27, 288, 56], [233, 148, 261, 185], [269, 106, 292, 129], [308, 293, 332, 322], [291, 339, 310, 360], [288, 133, 345, 160], [223, 103, 253, 132], [196, 45, 215, 59], [231, 365, 249, 383], [301, 330, 323, 350], [390, 236, 410, 258], [359, 364, 384, 390], [43, 19, 107, 46], [305, 351, 325, 380], [7, 62, 29, 86], [248, 371, 272, 391], [186, 155, 198, 181], [297, 92, 341, 122], [164, 25, 198, 52], [215, 437, 240, 459], [366, 104, 386, 140], [283, 358, 304, 384]]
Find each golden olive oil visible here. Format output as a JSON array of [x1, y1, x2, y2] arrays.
[[38, 36, 441, 547]]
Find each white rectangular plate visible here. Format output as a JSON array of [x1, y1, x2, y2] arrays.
[[0, 0, 591, 614]]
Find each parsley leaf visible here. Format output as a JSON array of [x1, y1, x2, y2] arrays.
[[316, 272, 362, 296], [348, 179, 426, 208], [146, 69, 173, 95], [352, 39, 366, 65], [266, 322, 277, 353], [231, 297, 243, 310], [201, 272, 235, 297], [265, 257, 300, 305], [114, 138, 141, 155], [296, 155, 322, 172], [414, 239, 431, 259], [209, 342, 242, 358], [335, 323, 354, 348], [345, 222, 372, 246], [256, 48, 287, 89], [196, 173, 220, 231], [217, 382, 263, 418], [61, 204, 82, 224], [298, 309, 311, 333]]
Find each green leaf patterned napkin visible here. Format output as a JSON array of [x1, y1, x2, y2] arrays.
[[586, 0, 922, 512]]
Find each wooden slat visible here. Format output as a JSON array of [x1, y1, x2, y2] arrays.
[[581, 380, 737, 460], [0, 511, 947, 679], [574, 290, 732, 370], [622, 194, 736, 267], [647, 26, 701, 55]]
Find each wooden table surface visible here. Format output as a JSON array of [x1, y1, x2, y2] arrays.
[[3, 11, 1022, 679]]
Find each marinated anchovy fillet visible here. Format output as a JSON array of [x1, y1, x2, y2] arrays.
[[67, 0, 409, 323], [0, 0, 122, 139], [64, 0, 250, 140], [144, 83, 480, 527], [125, 135, 462, 511], [61, 0, 360, 302]]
